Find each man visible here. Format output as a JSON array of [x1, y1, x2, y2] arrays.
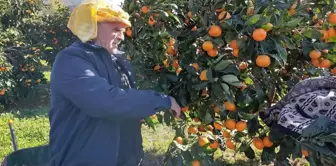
[[48, 0, 181, 165]]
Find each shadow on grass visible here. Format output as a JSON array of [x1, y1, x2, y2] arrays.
[[4, 85, 50, 117], [142, 149, 167, 166], [6, 107, 49, 119]]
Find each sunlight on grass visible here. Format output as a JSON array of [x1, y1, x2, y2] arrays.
[[43, 71, 51, 82], [0, 108, 49, 162]]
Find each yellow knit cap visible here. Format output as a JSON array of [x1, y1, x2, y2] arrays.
[[67, 0, 131, 43]]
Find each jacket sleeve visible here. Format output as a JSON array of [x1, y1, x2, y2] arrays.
[[50, 50, 172, 120]]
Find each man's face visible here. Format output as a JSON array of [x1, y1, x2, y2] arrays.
[[96, 22, 126, 54]]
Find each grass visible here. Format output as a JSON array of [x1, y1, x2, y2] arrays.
[[0, 108, 49, 162], [0, 107, 262, 166]]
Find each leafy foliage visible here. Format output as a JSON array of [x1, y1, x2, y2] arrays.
[[0, 0, 74, 107], [122, 0, 336, 165]]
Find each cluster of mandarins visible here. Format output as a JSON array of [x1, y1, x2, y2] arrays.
[[312, 12, 336, 74]]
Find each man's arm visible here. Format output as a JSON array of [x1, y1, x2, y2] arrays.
[[51, 50, 174, 120]]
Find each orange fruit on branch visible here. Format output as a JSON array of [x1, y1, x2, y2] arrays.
[[331, 67, 336, 75], [311, 59, 320, 67], [141, 6, 149, 14], [192, 63, 199, 71], [328, 12, 336, 25], [224, 119, 236, 130], [232, 49, 239, 57], [239, 62, 248, 70], [252, 28, 267, 41], [253, 138, 264, 150], [213, 121, 223, 130], [192, 160, 201, 166], [229, 40, 238, 49], [167, 46, 176, 55], [208, 25, 222, 37], [200, 70, 208, 81], [327, 28, 336, 37], [188, 126, 198, 134], [263, 136, 273, 147], [302, 149, 309, 157], [309, 50, 321, 59], [148, 16, 156, 26], [198, 136, 210, 147], [288, 8, 296, 15], [181, 106, 189, 112], [226, 139, 235, 149], [207, 48, 218, 57], [187, 11, 193, 18], [175, 137, 183, 144], [222, 130, 230, 138], [218, 11, 231, 20], [213, 105, 220, 113], [153, 65, 160, 71], [236, 121, 247, 132], [224, 100, 236, 111], [210, 140, 219, 149], [320, 30, 328, 40], [319, 59, 331, 68], [256, 55, 271, 68], [202, 41, 214, 51], [168, 38, 175, 46]]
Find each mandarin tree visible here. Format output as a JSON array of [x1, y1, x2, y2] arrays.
[[122, 0, 336, 165], [0, 0, 51, 108]]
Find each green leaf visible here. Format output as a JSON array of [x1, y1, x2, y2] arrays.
[[301, 116, 330, 138], [164, 111, 173, 126], [282, 36, 296, 50], [168, 13, 181, 24], [44, 47, 53, 51], [144, 117, 156, 131], [238, 112, 257, 120], [301, 142, 336, 157], [214, 60, 233, 71], [211, 83, 226, 99], [221, 74, 240, 83], [247, 117, 259, 135], [204, 112, 213, 124], [276, 136, 296, 160], [220, 83, 230, 95], [166, 73, 179, 82], [244, 147, 255, 159], [246, 14, 261, 25], [181, 151, 193, 162], [206, 69, 214, 81], [238, 142, 250, 152], [303, 29, 322, 39], [261, 147, 276, 165], [244, 77, 254, 85], [212, 38, 225, 46], [313, 42, 330, 50], [307, 155, 318, 166], [292, 142, 302, 159], [193, 82, 208, 90], [284, 17, 303, 28]]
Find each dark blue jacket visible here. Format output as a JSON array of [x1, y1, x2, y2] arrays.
[[48, 41, 171, 166]]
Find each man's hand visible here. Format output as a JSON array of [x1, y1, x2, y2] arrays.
[[169, 96, 181, 118]]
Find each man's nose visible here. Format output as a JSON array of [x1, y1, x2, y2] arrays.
[[118, 32, 124, 41]]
